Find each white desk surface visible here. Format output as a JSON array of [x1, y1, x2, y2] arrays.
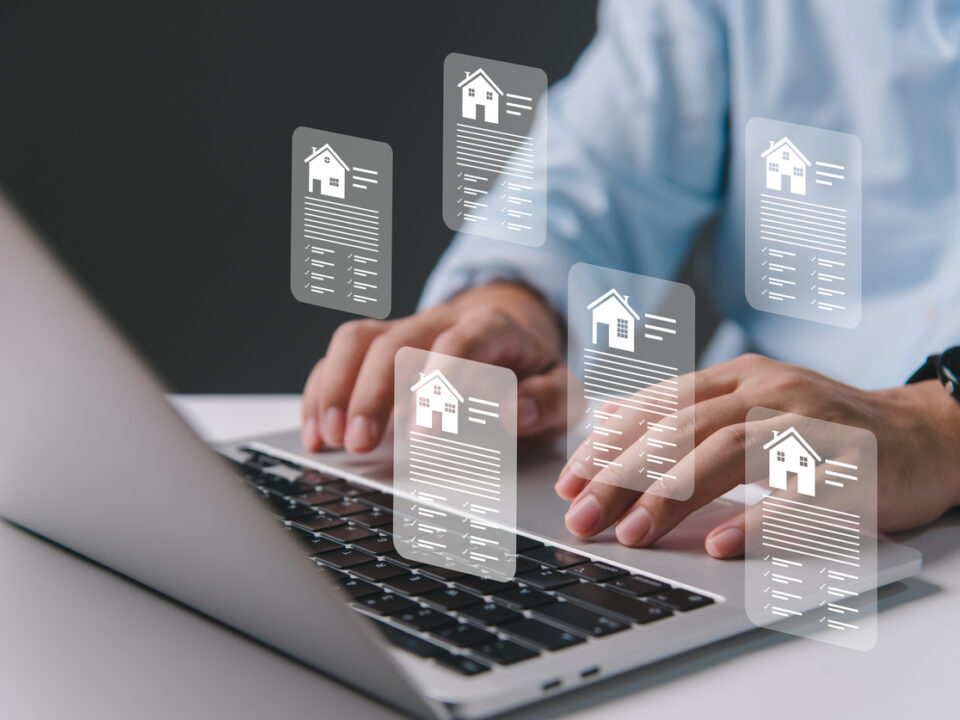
[[2, 394, 956, 720]]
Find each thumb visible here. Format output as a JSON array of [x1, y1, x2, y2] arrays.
[[516, 364, 570, 439]]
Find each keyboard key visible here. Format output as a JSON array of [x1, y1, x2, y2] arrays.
[[382, 551, 423, 569], [321, 524, 378, 544], [648, 588, 714, 611], [472, 639, 540, 666], [347, 511, 392, 528], [392, 606, 456, 632], [322, 499, 370, 517], [375, 622, 445, 658], [565, 561, 627, 583], [521, 546, 590, 569], [554, 582, 673, 624], [314, 564, 347, 583], [357, 592, 418, 616], [265, 496, 315, 520], [517, 568, 579, 591], [315, 548, 373, 570], [339, 577, 380, 599], [513, 556, 541, 575], [359, 491, 395, 512], [382, 574, 444, 597], [324, 481, 376, 498], [417, 565, 466, 582], [298, 490, 341, 507], [435, 653, 490, 676], [261, 464, 306, 483], [459, 601, 523, 627], [452, 576, 517, 596], [350, 561, 410, 583], [532, 601, 629, 637], [492, 586, 556, 610], [302, 537, 342, 556], [351, 534, 396, 556], [300, 469, 341, 486], [431, 623, 499, 649], [515, 536, 545, 552], [499, 618, 585, 651], [290, 513, 346, 533], [420, 588, 482, 612], [608, 575, 667, 597]]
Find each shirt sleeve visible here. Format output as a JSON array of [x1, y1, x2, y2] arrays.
[[419, 0, 730, 315]]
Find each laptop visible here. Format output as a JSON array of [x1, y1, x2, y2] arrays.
[[0, 194, 922, 719]]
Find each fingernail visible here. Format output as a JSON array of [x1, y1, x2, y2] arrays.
[[706, 527, 744, 558], [345, 415, 376, 452], [565, 493, 602, 536], [555, 468, 586, 499], [569, 460, 589, 478], [616, 507, 652, 546], [517, 396, 539, 432], [322, 406, 345, 446], [301, 417, 319, 450]]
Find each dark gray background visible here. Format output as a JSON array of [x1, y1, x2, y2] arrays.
[[1, 1, 721, 393]]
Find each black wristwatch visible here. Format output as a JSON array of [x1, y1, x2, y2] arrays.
[[907, 345, 960, 402]]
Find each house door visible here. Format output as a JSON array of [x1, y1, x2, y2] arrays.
[[594, 321, 611, 349]]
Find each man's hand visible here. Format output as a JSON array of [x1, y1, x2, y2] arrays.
[[301, 283, 565, 452], [555, 354, 960, 558]]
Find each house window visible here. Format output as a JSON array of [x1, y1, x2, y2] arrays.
[[793, 166, 804, 177], [769, 162, 779, 173], [329, 178, 339, 187], [486, 91, 493, 100], [468, 88, 475, 97], [444, 402, 456, 414], [799, 455, 809, 467], [324, 156, 330, 164], [616, 318, 629, 339], [776, 450, 785, 462], [418, 397, 430, 408], [433, 384, 442, 395], [782, 150, 790, 161]]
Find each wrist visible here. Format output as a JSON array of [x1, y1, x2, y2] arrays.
[[901, 380, 960, 508]]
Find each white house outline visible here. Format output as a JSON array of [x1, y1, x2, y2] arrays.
[[763, 427, 822, 497], [761, 137, 811, 196], [587, 288, 641, 353], [458, 68, 504, 125], [410, 369, 464, 435], [304, 143, 350, 199]]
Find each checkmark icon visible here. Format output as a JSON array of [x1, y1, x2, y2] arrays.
[[763, 570, 770, 576], [811, 269, 817, 276], [819, 583, 826, 590], [457, 197, 462, 204], [761, 260, 768, 267], [304, 282, 310, 288], [811, 284, 817, 290], [761, 289, 768, 295], [820, 568, 827, 574], [761, 274, 767, 280]]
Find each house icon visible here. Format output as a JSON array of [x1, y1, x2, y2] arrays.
[[763, 427, 822, 497], [304, 143, 349, 199], [410, 369, 464, 435], [761, 137, 810, 196], [587, 288, 640, 353], [458, 68, 503, 125]]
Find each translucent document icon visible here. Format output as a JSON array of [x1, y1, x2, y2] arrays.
[[745, 118, 862, 328], [567, 263, 695, 500], [442, 53, 548, 246], [393, 347, 518, 580], [745, 408, 878, 650], [290, 127, 392, 318]]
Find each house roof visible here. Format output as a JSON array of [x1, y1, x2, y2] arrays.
[[586, 288, 640, 320], [304, 143, 350, 171], [762, 427, 822, 462], [410, 369, 464, 402], [457, 68, 503, 96], [760, 136, 811, 166]]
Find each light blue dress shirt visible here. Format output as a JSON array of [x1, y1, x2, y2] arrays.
[[421, 0, 960, 390]]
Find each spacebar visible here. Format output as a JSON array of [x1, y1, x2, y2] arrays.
[[553, 582, 673, 624]]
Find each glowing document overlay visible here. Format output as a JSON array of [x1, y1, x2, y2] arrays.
[[394, 347, 518, 581], [442, 53, 548, 246], [745, 408, 878, 650], [745, 118, 862, 328], [567, 263, 696, 501], [290, 127, 392, 318]]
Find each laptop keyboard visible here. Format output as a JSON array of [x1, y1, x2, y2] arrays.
[[230, 449, 714, 676]]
